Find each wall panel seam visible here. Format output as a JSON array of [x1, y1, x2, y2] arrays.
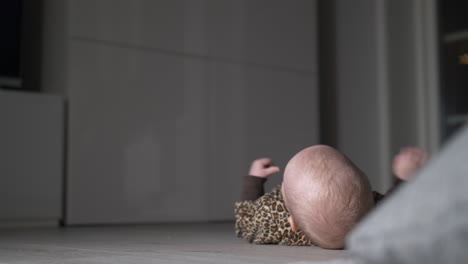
[[70, 36, 318, 76]]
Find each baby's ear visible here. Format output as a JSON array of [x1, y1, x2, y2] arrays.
[[289, 216, 299, 232]]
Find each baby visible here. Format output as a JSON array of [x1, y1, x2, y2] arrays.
[[235, 145, 428, 249]]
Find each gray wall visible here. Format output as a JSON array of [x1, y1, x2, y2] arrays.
[[41, 0, 319, 224], [11, 0, 440, 225], [332, 0, 439, 192], [386, 0, 421, 154], [335, 0, 391, 192]]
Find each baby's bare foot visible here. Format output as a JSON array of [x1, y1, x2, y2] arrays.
[[392, 147, 429, 181]]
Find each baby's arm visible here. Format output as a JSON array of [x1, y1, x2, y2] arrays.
[[392, 147, 429, 181], [385, 147, 429, 196], [240, 158, 280, 201]]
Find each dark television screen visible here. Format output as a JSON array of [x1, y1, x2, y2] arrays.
[[0, 1, 22, 81]]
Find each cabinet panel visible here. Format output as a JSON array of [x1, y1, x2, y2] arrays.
[[69, 0, 317, 72], [67, 42, 210, 224], [69, 0, 207, 55], [205, 0, 317, 72], [67, 41, 318, 224], [0, 91, 63, 221], [207, 62, 318, 219], [65, 0, 318, 224]]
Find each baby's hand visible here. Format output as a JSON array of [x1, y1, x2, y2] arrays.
[[392, 147, 429, 181], [249, 158, 281, 179]]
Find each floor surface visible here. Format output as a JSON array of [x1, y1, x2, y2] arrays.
[[0, 222, 347, 264]]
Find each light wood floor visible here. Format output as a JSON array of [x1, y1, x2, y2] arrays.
[[0, 222, 347, 263]]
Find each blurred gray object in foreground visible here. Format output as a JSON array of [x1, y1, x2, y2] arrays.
[[346, 124, 468, 264]]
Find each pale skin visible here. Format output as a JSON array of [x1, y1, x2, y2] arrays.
[[248, 158, 299, 231], [248, 158, 281, 179], [392, 147, 429, 181]]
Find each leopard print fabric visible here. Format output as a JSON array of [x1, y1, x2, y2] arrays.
[[234, 185, 314, 246], [235, 185, 386, 246]]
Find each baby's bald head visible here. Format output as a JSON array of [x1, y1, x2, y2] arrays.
[[282, 145, 374, 249]]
